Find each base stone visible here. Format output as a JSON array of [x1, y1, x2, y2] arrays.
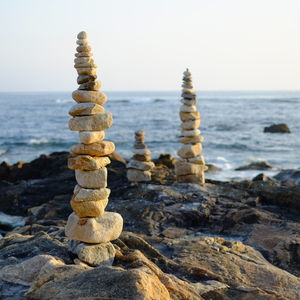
[[65, 212, 123, 243], [69, 241, 116, 267]]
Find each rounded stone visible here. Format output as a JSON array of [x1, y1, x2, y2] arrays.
[[133, 154, 151, 162], [69, 103, 105, 117], [77, 74, 97, 84], [181, 119, 200, 130], [182, 88, 196, 95], [127, 160, 154, 171], [174, 160, 205, 176], [79, 131, 105, 144], [78, 81, 101, 91], [127, 169, 151, 182], [75, 168, 107, 189], [65, 212, 123, 243], [180, 111, 200, 122], [177, 143, 202, 159], [75, 52, 93, 58], [180, 105, 196, 113], [76, 68, 97, 76], [74, 62, 97, 69], [71, 199, 108, 218], [177, 173, 205, 184], [181, 129, 201, 137], [70, 141, 115, 156], [179, 135, 204, 144], [76, 45, 92, 53], [76, 39, 89, 46], [72, 90, 107, 105], [74, 57, 94, 64], [181, 98, 197, 106], [77, 31, 88, 39], [69, 113, 112, 132], [187, 156, 206, 165], [68, 155, 110, 170]]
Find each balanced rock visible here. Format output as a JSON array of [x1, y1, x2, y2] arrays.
[[75, 168, 107, 189], [68, 155, 110, 170], [127, 169, 152, 182], [70, 141, 115, 157], [79, 131, 105, 144], [71, 198, 108, 218], [177, 143, 202, 159], [69, 113, 112, 132], [127, 160, 155, 171], [73, 185, 111, 202], [69, 103, 105, 117], [72, 90, 107, 105]]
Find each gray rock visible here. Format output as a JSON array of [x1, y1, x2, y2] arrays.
[[235, 161, 274, 171], [264, 123, 291, 133]]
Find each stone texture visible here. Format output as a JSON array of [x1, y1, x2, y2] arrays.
[[127, 169, 151, 182], [68, 103, 105, 116], [73, 185, 111, 201], [127, 160, 155, 171], [77, 31, 87, 39], [132, 148, 151, 155], [180, 111, 200, 122], [181, 129, 201, 137], [174, 160, 206, 176], [77, 74, 97, 84], [69, 113, 112, 131], [71, 198, 107, 217], [74, 242, 116, 267], [76, 67, 97, 76], [79, 131, 105, 144], [187, 156, 206, 165], [180, 104, 196, 112], [65, 212, 123, 243], [78, 81, 101, 91], [68, 155, 110, 170], [133, 154, 151, 162], [179, 136, 204, 144], [75, 52, 93, 58], [181, 119, 200, 130], [75, 168, 107, 189], [72, 90, 107, 105], [181, 98, 197, 106], [178, 143, 202, 159], [70, 141, 115, 156], [177, 173, 205, 184], [76, 45, 92, 52]]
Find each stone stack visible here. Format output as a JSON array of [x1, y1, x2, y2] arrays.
[[65, 31, 123, 266], [175, 69, 207, 184], [127, 130, 154, 182]]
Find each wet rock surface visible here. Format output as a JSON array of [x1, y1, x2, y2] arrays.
[[0, 152, 299, 299]]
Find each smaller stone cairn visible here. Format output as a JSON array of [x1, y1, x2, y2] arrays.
[[175, 68, 207, 183], [127, 130, 154, 182], [65, 31, 123, 266]]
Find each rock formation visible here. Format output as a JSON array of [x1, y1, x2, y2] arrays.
[[127, 130, 154, 182], [175, 69, 207, 183], [65, 31, 123, 265]]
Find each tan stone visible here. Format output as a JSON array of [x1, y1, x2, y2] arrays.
[[75, 168, 107, 189], [73, 185, 111, 201], [175, 160, 206, 176], [68, 155, 110, 170], [177, 143, 202, 159], [76, 45, 92, 52], [71, 199, 107, 218], [132, 148, 151, 156], [181, 119, 200, 130], [74, 57, 93, 64], [70, 141, 115, 156], [79, 131, 105, 144], [65, 212, 123, 243], [181, 98, 196, 106], [77, 74, 97, 84], [179, 136, 204, 144], [76, 68, 97, 76], [181, 129, 201, 137], [69, 103, 105, 117], [127, 160, 154, 171], [78, 81, 101, 91], [77, 31, 87, 39], [127, 169, 151, 182], [180, 111, 200, 122], [75, 52, 93, 58], [72, 90, 107, 105], [187, 156, 206, 165], [74, 62, 97, 69], [69, 113, 112, 131], [133, 154, 151, 162], [76, 39, 89, 46], [177, 173, 205, 184], [180, 105, 196, 113], [181, 88, 196, 94]]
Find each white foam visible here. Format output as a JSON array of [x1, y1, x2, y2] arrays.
[[0, 149, 7, 156], [29, 138, 49, 145]]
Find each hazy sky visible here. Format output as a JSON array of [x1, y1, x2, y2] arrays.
[[0, 0, 299, 91]]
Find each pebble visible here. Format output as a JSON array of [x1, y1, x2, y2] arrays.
[[179, 135, 204, 144], [181, 119, 200, 130], [69, 113, 112, 132], [177, 143, 202, 159], [177, 173, 205, 184], [70, 141, 115, 156], [65, 212, 123, 243], [77, 74, 97, 84], [76, 45, 92, 53], [187, 156, 206, 165], [75, 168, 107, 189], [174, 160, 205, 176], [181, 129, 201, 137], [69, 103, 105, 116], [180, 105, 196, 113], [76, 68, 97, 76], [180, 111, 200, 122], [127, 160, 154, 171], [71, 198, 108, 218], [78, 81, 101, 91], [76, 39, 89, 46], [79, 131, 105, 144], [73, 185, 111, 201], [181, 98, 196, 106], [182, 88, 196, 94], [68, 155, 110, 170], [74, 62, 97, 69], [75, 52, 93, 58], [72, 90, 107, 105], [77, 31, 88, 39], [74, 57, 94, 64]]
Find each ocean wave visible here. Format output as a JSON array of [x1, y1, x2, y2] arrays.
[[209, 124, 237, 131], [111, 98, 166, 104], [0, 149, 7, 156], [29, 138, 49, 145], [209, 142, 251, 151]]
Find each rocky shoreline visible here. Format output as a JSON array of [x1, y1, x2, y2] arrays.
[[0, 152, 299, 299]]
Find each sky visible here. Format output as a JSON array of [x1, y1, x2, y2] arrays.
[[0, 0, 299, 91]]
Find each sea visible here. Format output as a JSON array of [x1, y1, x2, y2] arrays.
[[0, 90, 299, 181]]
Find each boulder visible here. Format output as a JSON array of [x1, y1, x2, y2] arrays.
[[264, 123, 291, 133], [235, 161, 274, 171]]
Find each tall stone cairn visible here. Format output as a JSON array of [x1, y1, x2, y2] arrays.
[[65, 32, 123, 262], [175, 68, 207, 183], [127, 130, 154, 182]]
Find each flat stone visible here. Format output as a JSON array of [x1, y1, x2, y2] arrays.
[[68, 155, 110, 170], [79, 131, 105, 144], [75, 57, 93, 64], [177, 173, 205, 184], [77, 67, 97, 76], [134, 143, 146, 149], [75, 62, 97, 69], [76, 45, 92, 52], [77, 74, 97, 84], [77, 31, 88, 39], [181, 98, 196, 106], [65, 212, 123, 243], [181, 129, 201, 137], [180, 111, 200, 122], [69, 114, 112, 131], [72, 90, 107, 105], [133, 154, 151, 162], [71, 198, 108, 218], [181, 88, 196, 95], [78, 81, 101, 91], [132, 148, 151, 155], [76, 39, 89, 46], [127, 160, 154, 171], [182, 93, 196, 100], [75, 242, 116, 267], [73, 185, 111, 201], [75, 168, 107, 189], [70, 141, 115, 156], [177, 143, 202, 159], [75, 52, 93, 58], [180, 105, 196, 113], [127, 169, 151, 182], [181, 83, 193, 89], [187, 155, 206, 165], [69, 103, 105, 116], [175, 160, 206, 176], [179, 135, 204, 144], [181, 119, 200, 130]]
